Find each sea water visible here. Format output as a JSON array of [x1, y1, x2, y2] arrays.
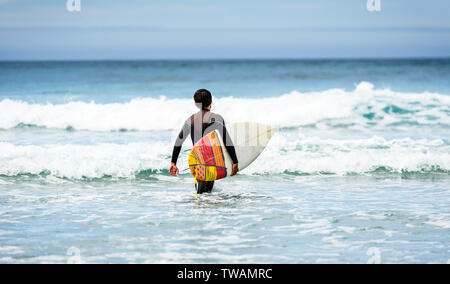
[[0, 59, 449, 263]]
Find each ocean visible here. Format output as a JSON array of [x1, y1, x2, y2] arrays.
[[0, 59, 449, 263]]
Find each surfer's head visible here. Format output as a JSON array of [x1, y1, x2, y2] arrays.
[[194, 89, 212, 111]]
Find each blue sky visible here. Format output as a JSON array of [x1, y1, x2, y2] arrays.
[[1, 0, 449, 60]]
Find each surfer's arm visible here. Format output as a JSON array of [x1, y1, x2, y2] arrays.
[[171, 121, 190, 165]]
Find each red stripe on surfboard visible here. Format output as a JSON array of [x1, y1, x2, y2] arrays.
[[216, 167, 226, 180], [200, 135, 215, 166]]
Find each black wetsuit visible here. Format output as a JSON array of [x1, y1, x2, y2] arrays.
[[171, 110, 238, 194]]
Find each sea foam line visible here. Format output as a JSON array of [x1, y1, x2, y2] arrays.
[[0, 136, 448, 179], [0, 82, 449, 131]]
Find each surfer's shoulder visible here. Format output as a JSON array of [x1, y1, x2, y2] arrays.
[[209, 112, 225, 123], [185, 115, 194, 126]]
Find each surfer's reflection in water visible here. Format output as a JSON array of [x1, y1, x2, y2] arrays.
[[169, 89, 239, 193]]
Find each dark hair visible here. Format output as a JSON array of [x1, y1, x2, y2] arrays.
[[194, 89, 212, 110]]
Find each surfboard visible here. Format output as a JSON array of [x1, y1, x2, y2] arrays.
[[188, 122, 276, 181]]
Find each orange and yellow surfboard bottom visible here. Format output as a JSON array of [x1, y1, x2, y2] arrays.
[[188, 131, 227, 182]]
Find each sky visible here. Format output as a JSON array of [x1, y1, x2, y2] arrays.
[[0, 0, 449, 60]]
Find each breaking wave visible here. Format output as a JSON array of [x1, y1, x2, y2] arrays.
[[0, 135, 448, 180], [0, 82, 449, 132]]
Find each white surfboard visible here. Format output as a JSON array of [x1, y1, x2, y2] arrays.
[[217, 122, 276, 174]]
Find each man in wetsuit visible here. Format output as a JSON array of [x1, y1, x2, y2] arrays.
[[169, 89, 239, 193]]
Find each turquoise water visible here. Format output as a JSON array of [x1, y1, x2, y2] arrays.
[[1, 59, 450, 103], [0, 59, 449, 263]]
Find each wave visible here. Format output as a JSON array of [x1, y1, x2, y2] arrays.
[[252, 134, 450, 176], [0, 135, 448, 180], [0, 82, 449, 132]]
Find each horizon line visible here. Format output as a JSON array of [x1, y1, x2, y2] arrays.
[[1, 56, 449, 62], [1, 25, 450, 32]]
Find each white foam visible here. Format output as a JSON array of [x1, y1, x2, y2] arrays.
[[246, 134, 450, 175], [425, 214, 450, 229], [0, 246, 24, 255], [0, 142, 170, 179], [0, 82, 448, 131], [0, 133, 448, 179]]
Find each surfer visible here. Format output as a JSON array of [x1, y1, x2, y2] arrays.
[[169, 89, 239, 193]]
